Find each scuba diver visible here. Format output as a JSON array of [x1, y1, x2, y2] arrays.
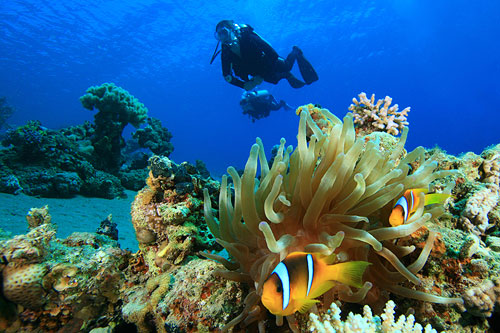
[[210, 20, 319, 90], [240, 90, 292, 122]]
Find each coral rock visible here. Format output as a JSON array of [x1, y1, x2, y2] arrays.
[[2, 263, 48, 309]]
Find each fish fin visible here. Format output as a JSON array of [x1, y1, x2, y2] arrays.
[[424, 193, 451, 206], [297, 298, 320, 314], [307, 280, 337, 299], [328, 261, 371, 289], [317, 252, 337, 265], [410, 188, 428, 195]]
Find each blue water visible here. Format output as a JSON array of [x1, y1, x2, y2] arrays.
[[1, 0, 499, 177]]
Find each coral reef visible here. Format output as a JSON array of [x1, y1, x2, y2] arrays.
[[1, 94, 500, 332], [461, 278, 500, 318], [0, 84, 174, 198], [203, 105, 461, 331], [0, 206, 131, 332], [0, 120, 125, 198], [80, 82, 148, 173], [0, 96, 15, 130], [308, 300, 437, 332], [349, 92, 410, 136], [130, 155, 219, 273], [122, 259, 246, 333], [132, 117, 174, 156]]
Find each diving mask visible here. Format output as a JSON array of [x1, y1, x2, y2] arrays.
[[215, 24, 240, 44]]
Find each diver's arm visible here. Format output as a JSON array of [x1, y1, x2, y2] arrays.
[[221, 50, 246, 88], [225, 73, 245, 88]]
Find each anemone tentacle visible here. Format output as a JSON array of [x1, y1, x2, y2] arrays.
[[204, 107, 462, 331]]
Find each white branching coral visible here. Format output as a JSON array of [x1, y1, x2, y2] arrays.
[[308, 300, 437, 333], [349, 92, 410, 136]]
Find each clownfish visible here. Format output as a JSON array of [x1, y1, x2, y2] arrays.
[[389, 188, 451, 227], [261, 252, 370, 316]]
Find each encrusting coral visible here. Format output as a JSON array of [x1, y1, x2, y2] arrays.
[[349, 92, 410, 136], [130, 155, 219, 273], [461, 278, 500, 318], [121, 259, 246, 333], [0, 206, 131, 332], [203, 105, 462, 331]]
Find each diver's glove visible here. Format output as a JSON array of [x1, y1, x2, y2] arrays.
[[243, 76, 264, 91]]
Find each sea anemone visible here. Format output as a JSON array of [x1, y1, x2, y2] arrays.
[[203, 108, 463, 331]]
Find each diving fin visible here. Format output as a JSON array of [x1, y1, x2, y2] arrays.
[[286, 73, 306, 89], [293, 46, 319, 84]]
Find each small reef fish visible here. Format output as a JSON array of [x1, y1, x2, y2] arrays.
[[389, 188, 451, 227], [261, 251, 370, 316]]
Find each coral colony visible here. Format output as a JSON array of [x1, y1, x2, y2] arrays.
[[1, 90, 500, 332]]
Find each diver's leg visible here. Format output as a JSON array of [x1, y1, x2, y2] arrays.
[[279, 100, 293, 111], [292, 46, 319, 84], [285, 72, 306, 89]]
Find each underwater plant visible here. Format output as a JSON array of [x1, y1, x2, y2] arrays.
[[203, 107, 463, 331]]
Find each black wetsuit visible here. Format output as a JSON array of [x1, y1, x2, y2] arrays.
[[221, 26, 303, 89], [240, 93, 291, 121]]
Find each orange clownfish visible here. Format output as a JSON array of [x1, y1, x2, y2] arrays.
[[389, 189, 451, 227], [261, 252, 370, 316]]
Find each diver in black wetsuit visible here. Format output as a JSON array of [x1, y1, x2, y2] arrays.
[[240, 90, 292, 122], [210, 20, 319, 91]]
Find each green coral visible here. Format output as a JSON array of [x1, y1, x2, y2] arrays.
[[80, 83, 147, 128], [80, 83, 148, 173]]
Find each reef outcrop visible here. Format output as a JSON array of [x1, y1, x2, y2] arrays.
[[0, 206, 131, 332], [1, 95, 500, 332], [0, 83, 174, 198]]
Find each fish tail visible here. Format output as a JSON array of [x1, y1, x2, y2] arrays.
[[424, 193, 451, 206], [329, 261, 371, 288]]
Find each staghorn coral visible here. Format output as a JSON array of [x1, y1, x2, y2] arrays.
[[308, 299, 437, 332], [203, 106, 462, 331], [349, 92, 410, 136]]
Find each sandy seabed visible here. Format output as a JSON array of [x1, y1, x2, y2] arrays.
[[0, 190, 139, 251]]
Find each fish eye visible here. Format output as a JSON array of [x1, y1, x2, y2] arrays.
[[276, 284, 282, 293]]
